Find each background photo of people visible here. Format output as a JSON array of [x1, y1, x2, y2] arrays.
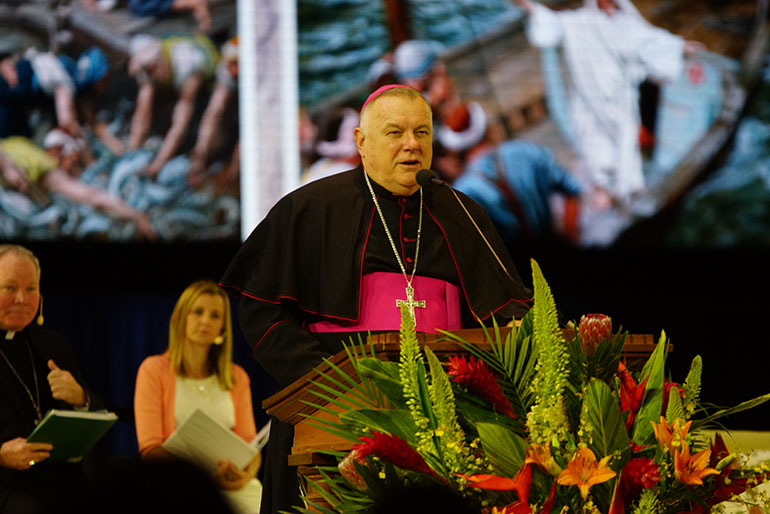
[[0, 0, 239, 242], [297, 0, 769, 250]]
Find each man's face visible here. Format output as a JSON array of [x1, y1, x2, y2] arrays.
[[355, 94, 433, 195], [0, 253, 40, 332]]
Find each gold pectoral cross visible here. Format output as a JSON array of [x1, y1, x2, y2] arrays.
[[395, 286, 426, 324]]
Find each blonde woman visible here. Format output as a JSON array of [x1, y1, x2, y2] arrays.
[[134, 280, 261, 513]]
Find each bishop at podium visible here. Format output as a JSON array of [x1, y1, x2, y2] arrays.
[[220, 84, 532, 514]]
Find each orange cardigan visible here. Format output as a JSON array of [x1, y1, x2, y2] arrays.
[[134, 352, 258, 457]]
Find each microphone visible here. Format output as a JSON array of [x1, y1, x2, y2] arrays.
[[416, 169, 520, 287], [416, 168, 445, 187]]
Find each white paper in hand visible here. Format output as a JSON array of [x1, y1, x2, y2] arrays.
[[162, 408, 257, 472]]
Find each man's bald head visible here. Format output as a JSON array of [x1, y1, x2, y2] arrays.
[[359, 86, 432, 134], [355, 86, 433, 196]]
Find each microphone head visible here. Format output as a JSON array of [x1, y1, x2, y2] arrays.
[[416, 169, 440, 188]]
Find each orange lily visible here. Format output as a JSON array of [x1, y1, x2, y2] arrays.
[[651, 416, 691, 454], [556, 447, 617, 500], [673, 443, 719, 486], [525, 443, 562, 476]]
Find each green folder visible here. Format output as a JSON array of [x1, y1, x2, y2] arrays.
[[27, 409, 118, 463]]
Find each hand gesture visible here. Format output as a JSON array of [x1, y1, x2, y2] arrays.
[[0, 437, 52, 470], [47, 360, 86, 407]]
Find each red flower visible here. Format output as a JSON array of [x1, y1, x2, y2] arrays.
[[578, 313, 612, 357], [620, 457, 660, 498], [353, 431, 437, 477], [446, 355, 516, 418], [707, 433, 767, 506], [618, 362, 647, 432]]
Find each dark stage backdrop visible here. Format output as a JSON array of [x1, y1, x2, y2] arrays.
[[25, 241, 770, 457]]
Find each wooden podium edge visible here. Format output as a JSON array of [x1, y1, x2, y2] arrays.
[[262, 329, 663, 426]]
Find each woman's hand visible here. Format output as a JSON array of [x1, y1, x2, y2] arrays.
[[0, 437, 52, 470], [212, 453, 261, 491]]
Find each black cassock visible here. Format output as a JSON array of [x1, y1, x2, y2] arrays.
[[220, 167, 531, 514], [0, 325, 103, 513]]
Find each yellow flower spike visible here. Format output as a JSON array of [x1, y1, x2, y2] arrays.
[[436, 429, 445, 437], [556, 447, 617, 500], [378, 471, 386, 479]]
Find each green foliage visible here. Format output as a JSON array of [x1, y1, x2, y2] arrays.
[[632, 488, 659, 514], [439, 309, 538, 420], [665, 386, 686, 423], [293, 260, 770, 514], [581, 379, 630, 461], [682, 355, 702, 418], [527, 259, 570, 446], [425, 346, 471, 475], [477, 422, 528, 478], [397, 305, 437, 454], [631, 332, 668, 446]]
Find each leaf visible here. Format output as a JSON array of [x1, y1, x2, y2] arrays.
[[358, 359, 406, 408], [453, 388, 525, 435], [583, 378, 630, 461], [339, 409, 417, 446], [692, 392, 770, 430], [631, 331, 668, 446], [477, 422, 528, 478]]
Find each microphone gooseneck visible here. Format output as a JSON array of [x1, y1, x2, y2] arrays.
[[418, 169, 518, 286]]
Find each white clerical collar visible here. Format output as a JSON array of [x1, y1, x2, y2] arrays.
[[4, 330, 15, 340]]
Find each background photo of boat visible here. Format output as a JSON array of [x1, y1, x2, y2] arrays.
[[297, 0, 770, 249]]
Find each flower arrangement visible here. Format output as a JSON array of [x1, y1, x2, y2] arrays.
[[298, 260, 770, 514]]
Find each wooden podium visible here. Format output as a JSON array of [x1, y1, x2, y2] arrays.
[[262, 328, 660, 507]]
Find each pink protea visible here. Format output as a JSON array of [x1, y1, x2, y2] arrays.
[[338, 449, 368, 490], [353, 431, 437, 477], [446, 355, 516, 418], [578, 313, 612, 356]]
